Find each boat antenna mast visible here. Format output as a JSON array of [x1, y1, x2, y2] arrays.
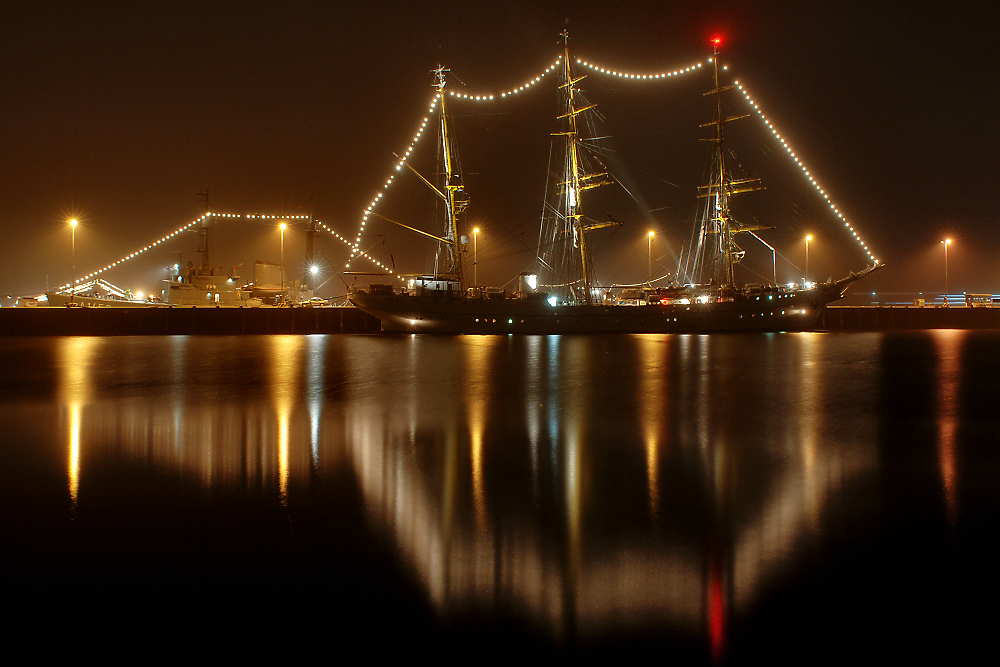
[[694, 38, 765, 288], [433, 65, 469, 290], [197, 189, 211, 273]]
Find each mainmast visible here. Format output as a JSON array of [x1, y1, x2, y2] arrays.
[[694, 39, 765, 288], [433, 66, 469, 290], [555, 30, 611, 305]]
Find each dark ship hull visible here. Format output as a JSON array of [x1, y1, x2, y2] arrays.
[[350, 267, 877, 334]]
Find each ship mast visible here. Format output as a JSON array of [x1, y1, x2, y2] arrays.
[[695, 39, 765, 288], [555, 30, 612, 305], [433, 66, 469, 290]]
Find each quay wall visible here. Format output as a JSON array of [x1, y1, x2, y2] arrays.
[[816, 305, 1000, 331], [2, 305, 998, 336], [0, 306, 382, 336]]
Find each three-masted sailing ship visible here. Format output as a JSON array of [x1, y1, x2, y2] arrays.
[[349, 35, 878, 333]]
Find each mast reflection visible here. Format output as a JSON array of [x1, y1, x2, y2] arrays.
[[46, 333, 890, 653]]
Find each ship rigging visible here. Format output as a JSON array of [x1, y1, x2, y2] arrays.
[[347, 33, 880, 333]]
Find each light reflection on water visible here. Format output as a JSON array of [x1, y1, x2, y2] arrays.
[[2, 331, 987, 655]]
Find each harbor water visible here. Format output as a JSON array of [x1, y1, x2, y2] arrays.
[[1, 332, 995, 660]]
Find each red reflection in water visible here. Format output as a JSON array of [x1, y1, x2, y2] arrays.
[[707, 557, 727, 663]]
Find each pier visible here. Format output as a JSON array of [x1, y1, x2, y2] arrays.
[[816, 305, 1000, 331]]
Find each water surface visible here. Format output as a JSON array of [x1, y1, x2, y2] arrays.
[[1, 332, 996, 660]]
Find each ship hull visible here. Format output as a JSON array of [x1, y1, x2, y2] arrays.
[[44, 292, 160, 308], [350, 290, 842, 334]]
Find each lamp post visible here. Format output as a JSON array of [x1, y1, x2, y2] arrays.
[[69, 219, 78, 303], [279, 222, 287, 295], [804, 234, 812, 281], [648, 231, 655, 285], [473, 227, 480, 287], [942, 238, 952, 304]]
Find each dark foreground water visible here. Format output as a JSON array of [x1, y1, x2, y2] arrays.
[[1, 332, 997, 660]]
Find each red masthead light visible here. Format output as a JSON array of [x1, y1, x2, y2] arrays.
[[711, 37, 722, 46]]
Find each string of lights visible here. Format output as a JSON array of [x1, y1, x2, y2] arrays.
[[67, 55, 877, 291], [58, 215, 208, 290], [348, 61, 565, 264], [346, 92, 441, 270], [60, 212, 316, 291], [734, 80, 879, 265], [316, 220, 396, 276], [345, 55, 710, 273], [448, 56, 563, 100], [575, 57, 706, 79], [241, 214, 310, 220]]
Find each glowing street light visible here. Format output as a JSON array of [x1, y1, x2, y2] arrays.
[[804, 234, 813, 280], [473, 227, 480, 287], [280, 222, 287, 294], [942, 238, 952, 303], [648, 231, 655, 285], [69, 219, 78, 304]]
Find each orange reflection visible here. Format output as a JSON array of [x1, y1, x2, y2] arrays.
[[464, 337, 495, 534], [58, 337, 97, 510], [271, 335, 304, 506], [932, 330, 962, 525], [636, 335, 667, 519], [799, 332, 821, 532]]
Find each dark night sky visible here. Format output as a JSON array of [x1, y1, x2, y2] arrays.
[[2, 1, 996, 301]]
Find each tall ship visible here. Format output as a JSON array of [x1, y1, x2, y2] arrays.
[[350, 35, 879, 333]]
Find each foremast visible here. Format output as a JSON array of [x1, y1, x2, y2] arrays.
[[692, 39, 766, 288], [433, 66, 469, 290]]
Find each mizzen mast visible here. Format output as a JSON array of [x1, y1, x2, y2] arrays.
[[694, 38, 766, 288]]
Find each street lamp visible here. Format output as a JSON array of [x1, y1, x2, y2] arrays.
[[279, 222, 287, 294], [942, 238, 952, 304], [69, 219, 78, 304], [473, 227, 480, 287], [648, 231, 655, 285], [804, 234, 813, 281]]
